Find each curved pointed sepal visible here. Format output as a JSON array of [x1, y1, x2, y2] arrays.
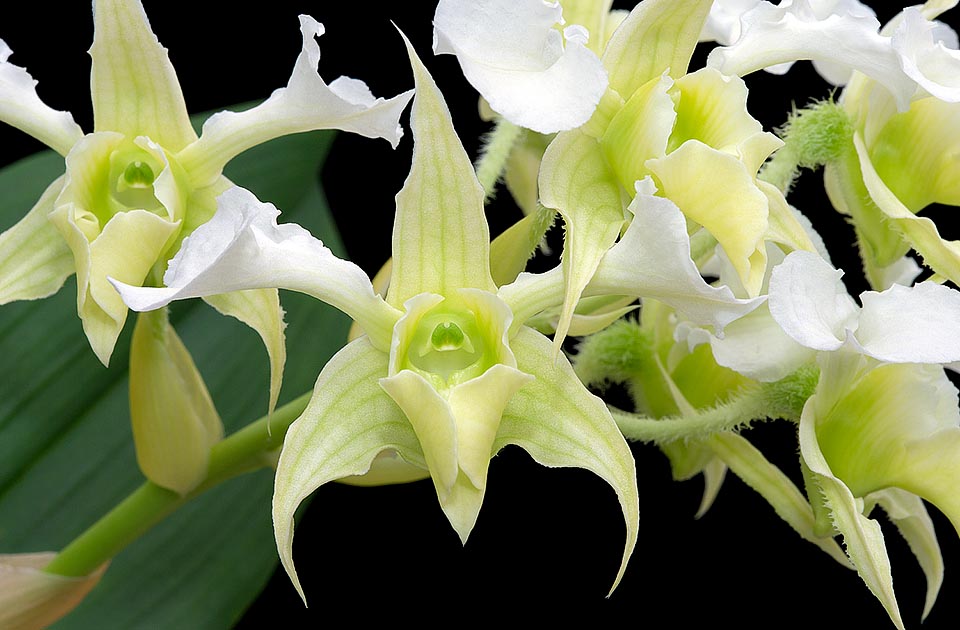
[[90, 0, 196, 150], [273, 337, 425, 603], [496, 327, 639, 595], [709, 432, 852, 567], [589, 182, 763, 335], [539, 129, 624, 350], [799, 400, 905, 630], [866, 488, 944, 621], [129, 310, 223, 495], [0, 552, 108, 630], [602, 0, 713, 98], [854, 133, 960, 286], [387, 34, 496, 307], [179, 16, 413, 186], [433, 0, 608, 134], [0, 176, 73, 304], [110, 187, 399, 351], [0, 42, 83, 156], [203, 288, 286, 415]]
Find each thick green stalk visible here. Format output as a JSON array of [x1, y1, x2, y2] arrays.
[[474, 117, 523, 199], [43, 391, 313, 578]]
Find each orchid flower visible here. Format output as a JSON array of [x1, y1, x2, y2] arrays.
[[535, 0, 815, 350], [112, 38, 643, 602], [763, 250, 960, 628], [704, 0, 960, 288], [0, 0, 411, 375], [825, 1, 960, 288], [706, 0, 960, 109]]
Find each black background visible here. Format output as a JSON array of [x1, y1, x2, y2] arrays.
[[2, 2, 958, 628]]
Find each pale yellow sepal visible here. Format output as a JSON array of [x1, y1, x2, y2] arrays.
[[800, 399, 905, 630], [539, 128, 624, 350], [560, 0, 616, 56], [204, 289, 286, 416], [273, 337, 425, 602], [866, 488, 944, 621], [388, 33, 495, 308], [0, 552, 108, 630], [496, 328, 639, 595], [129, 309, 223, 495], [854, 133, 960, 285], [647, 140, 769, 296], [0, 176, 73, 304], [601, 0, 713, 97], [90, 0, 196, 151], [489, 205, 556, 287], [865, 97, 960, 212], [601, 73, 677, 189]]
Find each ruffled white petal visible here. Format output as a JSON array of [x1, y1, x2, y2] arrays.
[[433, 0, 607, 133], [699, 0, 764, 45], [856, 281, 960, 363], [110, 186, 399, 349], [706, 0, 921, 110], [178, 15, 413, 186], [0, 40, 83, 156], [770, 250, 960, 364], [767, 250, 860, 352], [589, 180, 763, 335], [892, 8, 960, 102]]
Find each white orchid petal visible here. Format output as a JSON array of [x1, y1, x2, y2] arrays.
[[679, 302, 815, 382], [700, 0, 765, 45], [706, 0, 919, 110], [110, 186, 399, 349], [178, 15, 413, 186], [856, 281, 960, 363], [892, 8, 960, 102], [0, 40, 83, 155], [433, 0, 607, 133], [589, 182, 763, 335], [768, 250, 860, 352]]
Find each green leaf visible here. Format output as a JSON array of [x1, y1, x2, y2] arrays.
[[0, 116, 350, 628]]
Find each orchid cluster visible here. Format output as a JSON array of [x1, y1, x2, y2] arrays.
[[0, 0, 958, 627]]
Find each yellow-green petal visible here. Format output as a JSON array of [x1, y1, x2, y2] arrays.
[[497, 327, 639, 595], [647, 140, 769, 296], [90, 0, 196, 151], [273, 337, 424, 603], [388, 33, 495, 308], [539, 128, 624, 350], [602, 0, 713, 98], [0, 176, 73, 304], [203, 289, 286, 416]]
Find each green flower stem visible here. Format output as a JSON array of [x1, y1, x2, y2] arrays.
[[612, 385, 768, 443], [43, 391, 313, 578], [474, 117, 523, 200], [612, 365, 818, 444]]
